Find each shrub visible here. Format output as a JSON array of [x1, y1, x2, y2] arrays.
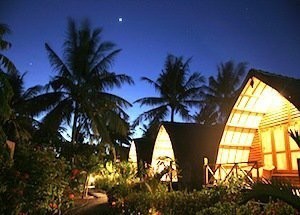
[[264, 200, 297, 215], [196, 201, 237, 215], [237, 200, 262, 215], [117, 192, 153, 215], [242, 180, 300, 210], [154, 191, 217, 215], [0, 143, 73, 214]]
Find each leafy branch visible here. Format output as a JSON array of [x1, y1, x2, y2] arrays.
[[288, 129, 300, 148]]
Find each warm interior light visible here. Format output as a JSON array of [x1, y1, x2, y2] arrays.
[[128, 141, 137, 164], [151, 126, 177, 182]]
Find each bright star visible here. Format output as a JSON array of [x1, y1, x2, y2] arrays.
[[118, 17, 123, 22]]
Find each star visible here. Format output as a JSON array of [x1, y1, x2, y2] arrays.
[[118, 17, 123, 22]]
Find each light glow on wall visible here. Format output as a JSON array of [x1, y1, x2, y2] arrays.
[[216, 77, 288, 165], [151, 125, 178, 182], [128, 141, 137, 167]]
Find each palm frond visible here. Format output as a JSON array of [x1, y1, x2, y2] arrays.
[[90, 49, 121, 74], [42, 98, 73, 132], [134, 97, 166, 107], [0, 55, 17, 73], [45, 43, 71, 77]]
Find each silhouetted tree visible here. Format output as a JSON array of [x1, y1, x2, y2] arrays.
[[43, 19, 133, 161], [134, 54, 205, 126], [0, 23, 16, 73], [200, 60, 247, 123]]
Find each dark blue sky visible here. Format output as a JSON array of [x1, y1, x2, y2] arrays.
[[1, 0, 300, 136]]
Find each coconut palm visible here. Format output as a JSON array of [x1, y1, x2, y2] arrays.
[[202, 60, 247, 123], [0, 23, 17, 73], [194, 103, 218, 125], [134, 54, 205, 126], [0, 70, 51, 143], [0, 24, 15, 141], [0, 72, 13, 141], [43, 19, 133, 159]]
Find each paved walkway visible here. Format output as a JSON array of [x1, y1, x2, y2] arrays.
[[65, 193, 110, 215]]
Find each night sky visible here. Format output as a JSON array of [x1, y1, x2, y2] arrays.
[[1, 0, 300, 137]]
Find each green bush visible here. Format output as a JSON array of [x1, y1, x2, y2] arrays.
[[196, 201, 237, 215], [0, 143, 73, 214], [117, 192, 153, 215], [112, 172, 299, 215], [264, 200, 296, 215], [119, 189, 223, 215], [93, 161, 139, 201], [237, 200, 262, 215], [154, 191, 216, 215]]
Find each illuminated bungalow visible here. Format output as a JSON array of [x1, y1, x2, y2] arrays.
[[215, 69, 300, 184], [151, 122, 224, 188], [128, 140, 138, 164], [128, 137, 155, 170]]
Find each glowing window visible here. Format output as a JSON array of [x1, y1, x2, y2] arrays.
[[221, 148, 229, 163], [245, 97, 257, 111], [232, 131, 241, 145], [242, 149, 250, 162], [264, 154, 273, 166], [247, 114, 261, 128], [216, 148, 223, 164], [245, 132, 255, 146], [128, 142, 137, 164], [253, 81, 265, 96], [224, 131, 234, 145], [276, 153, 287, 170], [235, 149, 244, 163], [261, 130, 272, 153], [227, 149, 236, 163], [239, 114, 249, 127], [230, 113, 241, 125], [291, 152, 300, 170], [151, 126, 177, 182], [237, 96, 249, 109], [273, 127, 285, 152]]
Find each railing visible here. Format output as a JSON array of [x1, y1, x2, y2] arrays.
[[203, 160, 259, 187]]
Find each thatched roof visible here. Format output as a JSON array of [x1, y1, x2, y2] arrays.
[[216, 69, 300, 165], [133, 137, 155, 165], [243, 69, 300, 110], [159, 122, 224, 188]]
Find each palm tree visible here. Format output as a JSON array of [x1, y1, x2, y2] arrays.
[[134, 54, 205, 126], [0, 23, 17, 73], [194, 103, 218, 125], [202, 60, 247, 123], [43, 19, 133, 160], [1, 71, 48, 143], [0, 72, 13, 142]]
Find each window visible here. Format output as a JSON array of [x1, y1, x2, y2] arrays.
[[261, 124, 300, 172]]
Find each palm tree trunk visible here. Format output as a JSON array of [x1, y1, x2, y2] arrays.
[[71, 103, 79, 165], [111, 146, 117, 163], [171, 108, 175, 122], [71, 103, 79, 145]]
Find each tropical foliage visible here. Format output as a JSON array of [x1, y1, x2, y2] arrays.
[[134, 54, 205, 126], [43, 18, 133, 160], [197, 60, 247, 124], [110, 176, 299, 215], [289, 129, 300, 148], [1, 71, 48, 143], [0, 23, 17, 73], [0, 24, 15, 141], [0, 143, 73, 214]]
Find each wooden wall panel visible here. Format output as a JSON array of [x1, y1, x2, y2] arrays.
[[260, 101, 300, 129], [249, 130, 263, 166]]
